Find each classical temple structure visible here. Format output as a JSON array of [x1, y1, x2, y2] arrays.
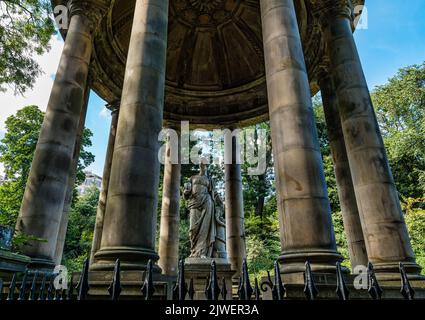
[[6, 0, 424, 297]]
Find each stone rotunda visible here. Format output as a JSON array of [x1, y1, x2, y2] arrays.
[[12, 0, 424, 295]]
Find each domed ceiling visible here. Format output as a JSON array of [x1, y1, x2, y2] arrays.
[[52, 0, 365, 128]]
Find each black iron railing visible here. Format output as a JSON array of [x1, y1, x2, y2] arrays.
[[0, 260, 416, 301]]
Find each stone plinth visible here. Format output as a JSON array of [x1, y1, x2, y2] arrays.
[[72, 271, 176, 300], [261, 282, 425, 300], [279, 269, 425, 287], [262, 273, 425, 300], [184, 258, 235, 300], [0, 249, 30, 278]]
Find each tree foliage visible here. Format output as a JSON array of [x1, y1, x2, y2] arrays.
[[0, 105, 94, 228], [0, 0, 56, 94], [372, 62, 425, 199]]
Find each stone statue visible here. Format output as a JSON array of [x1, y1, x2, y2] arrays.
[[183, 161, 226, 259]]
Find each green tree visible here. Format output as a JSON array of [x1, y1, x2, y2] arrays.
[[62, 185, 99, 273], [403, 197, 425, 273], [0, 105, 94, 228], [372, 62, 425, 199], [245, 197, 281, 279], [0, 0, 56, 94]]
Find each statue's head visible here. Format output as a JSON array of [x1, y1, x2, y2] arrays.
[[199, 157, 208, 175]]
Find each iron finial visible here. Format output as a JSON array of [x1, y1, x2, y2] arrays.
[[303, 261, 318, 300], [141, 260, 155, 300], [399, 262, 415, 300], [272, 261, 285, 300], [108, 259, 122, 301], [77, 258, 90, 300], [335, 262, 349, 300], [367, 262, 383, 300]]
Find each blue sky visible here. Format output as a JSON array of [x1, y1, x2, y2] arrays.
[[1, 0, 425, 176]]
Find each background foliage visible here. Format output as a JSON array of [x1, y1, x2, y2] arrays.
[[0, 105, 94, 242], [0, 0, 55, 94]]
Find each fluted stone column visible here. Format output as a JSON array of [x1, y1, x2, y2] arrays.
[[158, 134, 181, 276], [15, 2, 107, 269], [89, 103, 119, 267], [54, 82, 91, 265], [319, 2, 421, 276], [92, 0, 169, 271], [319, 71, 368, 269], [260, 0, 343, 275], [225, 134, 246, 277]]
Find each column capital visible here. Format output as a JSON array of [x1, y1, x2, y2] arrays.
[[106, 100, 120, 115], [316, 56, 332, 86], [311, 0, 354, 22], [67, 0, 110, 33]]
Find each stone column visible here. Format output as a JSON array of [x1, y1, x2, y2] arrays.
[[224, 134, 246, 277], [15, 2, 107, 269], [260, 0, 343, 276], [319, 2, 421, 276], [54, 82, 91, 265], [158, 132, 181, 276], [319, 71, 368, 269], [89, 103, 119, 267], [92, 0, 169, 271]]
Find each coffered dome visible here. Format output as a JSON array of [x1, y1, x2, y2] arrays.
[[53, 0, 364, 127]]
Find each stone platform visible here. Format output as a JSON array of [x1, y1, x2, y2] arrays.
[[262, 272, 425, 300], [262, 283, 425, 300], [0, 249, 30, 279], [72, 270, 176, 300]]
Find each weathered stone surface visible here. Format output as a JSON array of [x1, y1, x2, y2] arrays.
[[225, 135, 246, 277], [184, 258, 234, 300], [319, 74, 368, 269], [73, 270, 175, 300], [15, 13, 98, 268], [90, 105, 119, 267], [158, 139, 181, 276], [92, 0, 169, 271], [323, 11, 422, 277], [54, 83, 91, 265], [261, 0, 343, 274]]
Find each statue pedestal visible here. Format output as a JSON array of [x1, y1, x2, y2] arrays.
[[184, 258, 235, 300]]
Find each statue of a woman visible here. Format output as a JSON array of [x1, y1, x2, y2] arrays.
[[184, 161, 223, 258]]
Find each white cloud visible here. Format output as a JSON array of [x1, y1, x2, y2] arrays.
[[99, 106, 112, 120], [0, 36, 64, 131]]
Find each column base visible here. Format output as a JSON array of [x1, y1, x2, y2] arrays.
[[372, 261, 425, 284], [91, 246, 160, 272], [278, 249, 346, 284], [373, 261, 422, 274]]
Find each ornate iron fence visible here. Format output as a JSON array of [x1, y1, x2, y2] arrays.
[[0, 259, 416, 301]]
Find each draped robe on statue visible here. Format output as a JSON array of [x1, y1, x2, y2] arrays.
[[187, 175, 217, 258]]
